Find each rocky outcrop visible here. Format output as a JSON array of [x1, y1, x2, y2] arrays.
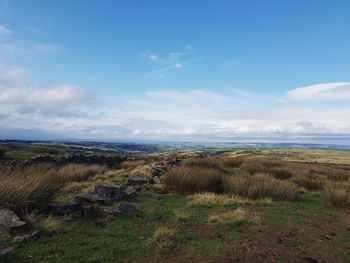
[[46, 202, 83, 218]]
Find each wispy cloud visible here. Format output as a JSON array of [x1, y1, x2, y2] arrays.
[[0, 25, 12, 35], [287, 82, 350, 100], [141, 45, 199, 78]]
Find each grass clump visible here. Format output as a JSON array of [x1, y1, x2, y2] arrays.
[[224, 173, 299, 201], [25, 211, 64, 233], [148, 226, 177, 254], [173, 210, 190, 222], [326, 184, 350, 208], [0, 164, 106, 213], [208, 208, 259, 225], [164, 166, 223, 195], [187, 192, 251, 207], [292, 174, 325, 191]]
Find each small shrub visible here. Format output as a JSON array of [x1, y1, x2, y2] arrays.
[[269, 167, 293, 179], [182, 157, 223, 170], [208, 208, 259, 225], [187, 192, 251, 207], [0, 147, 7, 159], [223, 173, 299, 201], [326, 185, 350, 208], [239, 159, 285, 175], [164, 166, 223, 195]]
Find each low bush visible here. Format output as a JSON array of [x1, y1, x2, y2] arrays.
[[164, 166, 223, 195], [223, 173, 299, 201]]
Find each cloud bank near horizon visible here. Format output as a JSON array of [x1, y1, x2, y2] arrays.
[[1, 62, 350, 141]]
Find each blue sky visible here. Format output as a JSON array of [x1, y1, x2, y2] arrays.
[[0, 0, 350, 142]]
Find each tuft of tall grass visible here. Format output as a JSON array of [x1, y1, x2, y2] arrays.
[[148, 226, 177, 254], [187, 192, 252, 207], [164, 166, 223, 195], [292, 174, 325, 191], [325, 184, 350, 208], [0, 164, 106, 213], [208, 208, 259, 225], [25, 211, 64, 233], [223, 173, 299, 201]]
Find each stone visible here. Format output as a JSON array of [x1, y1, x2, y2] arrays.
[[118, 203, 137, 214], [324, 234, 331, 240], [0, 209, 27, 235], [46, 202, 83, 216], [151, 166, 167, 177], [0, 246, 15, 256], [76, 193, 112, 204], [14, 231, 39, 245], [94, 184, 123, 200], [126, 177, 149, 186], [122, 187, 138, 198], [152, 176, 161, 184]]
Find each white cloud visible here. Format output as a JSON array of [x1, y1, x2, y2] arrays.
[[0, 65, 29, 87], [0, 84, 89, 106], [287, 82, 350, 100], [0, 25, 12, 35]]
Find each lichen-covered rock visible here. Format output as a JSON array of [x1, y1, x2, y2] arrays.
[[0, 209, 27, 235], [76, 193, 112, 204]]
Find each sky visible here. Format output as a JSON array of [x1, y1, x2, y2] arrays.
[[0, 0, 350, 143]]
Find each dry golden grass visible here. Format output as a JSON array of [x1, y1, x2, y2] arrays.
[[0, 164, 106, 212], [224, 173, 299, 201], [120, 160, 147, 169], [208, 208, 259, 225], [25, 211, 64, 233], [187, 192, 252, 207], [164, 166, 223, 195]]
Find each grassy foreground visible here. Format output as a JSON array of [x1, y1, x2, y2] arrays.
[[1, 148, 350, 262]]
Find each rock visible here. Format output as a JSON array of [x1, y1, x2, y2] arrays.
[[94, 184, 123, 200], [0, 246, 15, 256], [76, 194, 112, 204], [0, 209, 27, 235], [122, 187, 138, 198], [151, 166, 167, 177], [152, 176, 161, 184], [46, 202, 83, 216], [324, 234, 331, 240], [126, 177, 149, 186], [14, 231, 39, 245], [118, 203, 137, 214]]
